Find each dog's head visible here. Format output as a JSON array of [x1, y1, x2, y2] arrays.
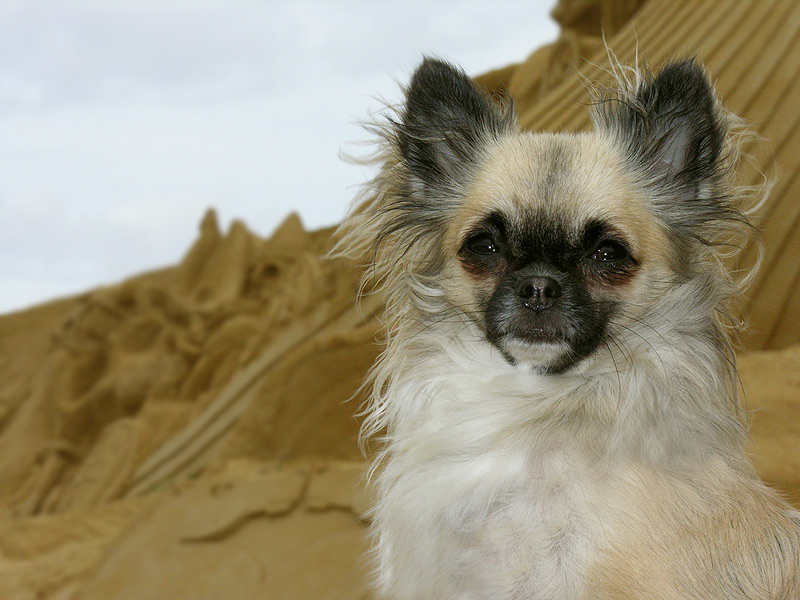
[[346, 58, 750, 374]]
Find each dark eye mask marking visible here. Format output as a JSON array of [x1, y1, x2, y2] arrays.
[[458, 212, 508, 277]]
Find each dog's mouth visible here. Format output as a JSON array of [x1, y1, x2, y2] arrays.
[[514, 327, 565, 344], [499, 335, 572, 372], [502, 317, 573, 346], [483, 276, 613, 373], [484, 309, 577, 371]]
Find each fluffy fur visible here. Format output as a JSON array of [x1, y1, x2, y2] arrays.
[[337, 57, 800, 599]]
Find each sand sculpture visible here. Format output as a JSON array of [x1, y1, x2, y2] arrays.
[[1, 0, 799, 597]]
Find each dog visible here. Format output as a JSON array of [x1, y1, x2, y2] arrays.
[[338, 57, 800, 599]]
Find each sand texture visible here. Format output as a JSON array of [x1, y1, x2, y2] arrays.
[[1, 1, 799, 597]]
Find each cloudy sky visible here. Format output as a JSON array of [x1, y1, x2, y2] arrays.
[[0, 1, 558, 314]]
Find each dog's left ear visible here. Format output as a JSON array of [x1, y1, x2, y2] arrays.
[[596, 60, 732, 233]]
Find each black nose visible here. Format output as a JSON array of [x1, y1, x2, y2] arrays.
[[517, 276, 562, 311]]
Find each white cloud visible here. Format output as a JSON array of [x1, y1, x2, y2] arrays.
[[0, 1, 558, 314]]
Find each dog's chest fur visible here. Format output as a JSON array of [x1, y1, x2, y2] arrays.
[[375, 344, 612, 600], [460, 445, 600, 599]]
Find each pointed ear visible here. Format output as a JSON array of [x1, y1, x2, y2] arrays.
[[596, 59, 728, 190], [595, 59, 736, 240], [397, 58, 515, 195]]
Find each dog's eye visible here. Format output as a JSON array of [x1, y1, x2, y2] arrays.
[[465, 233, 499, 256], [589, 241, 628, 262]]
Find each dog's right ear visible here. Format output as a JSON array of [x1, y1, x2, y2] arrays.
[[397, 58, 514, 196]]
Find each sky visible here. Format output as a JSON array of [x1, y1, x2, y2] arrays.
[[0, 1, 558, 315]]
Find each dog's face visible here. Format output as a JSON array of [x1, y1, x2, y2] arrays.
[[362, 58, 739, 374], [441, 133, 672, 372]]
